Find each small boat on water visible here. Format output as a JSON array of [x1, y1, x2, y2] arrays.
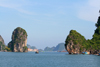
[[97, 53, 100, 56], [82, 52, 90, 55], [35, 51, 39, 54]]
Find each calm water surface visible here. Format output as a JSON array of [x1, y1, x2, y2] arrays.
[[0, 52, 100, 67]]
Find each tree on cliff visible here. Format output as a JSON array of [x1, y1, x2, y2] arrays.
[[8, 27, 28, 52]]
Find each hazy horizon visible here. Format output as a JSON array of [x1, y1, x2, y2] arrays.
[[0, 0, 100, 49]]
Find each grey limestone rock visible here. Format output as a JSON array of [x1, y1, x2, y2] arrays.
[[8, 27, 28, 52]]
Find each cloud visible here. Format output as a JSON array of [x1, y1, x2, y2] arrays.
[[0, 0, 22, 8], [89, 0, 100, 7], [16, 8, 37, 15], [0, 0, 36, 15], [78, 0, 100, 23], [43, 14, 55, 17]]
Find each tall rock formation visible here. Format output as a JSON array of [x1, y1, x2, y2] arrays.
[[65, 12, 100, 54], [8, 27, 28, 52], [65, 30, 88, 54], [0, 35, 5, 51], [90, 16, 100, 54]]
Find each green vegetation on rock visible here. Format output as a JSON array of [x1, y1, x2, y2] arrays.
[[5, 47, 11, 51], [65, 16, 100, 54], [0, 41, 5, 51], [90, 17, 100, 53], [8, 27, 28, 52], [23, 46, 28, 50], [13, 27, 28, 41], [65, 30, 89, 52]]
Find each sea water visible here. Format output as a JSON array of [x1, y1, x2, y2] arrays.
[[0, 52, 100, 67]]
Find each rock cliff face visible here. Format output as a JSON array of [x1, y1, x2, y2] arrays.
[[65, 30, 87, 54], [0, 35, 5, 45], [65, 14, 100, 54], [0, 35, 5, 51], [8, 27, 28, 52], [65, 40, 80, 54]]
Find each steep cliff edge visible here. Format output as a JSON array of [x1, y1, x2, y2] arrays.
[[8, 27, 28, 52], [90, 16, 100, 54], [65, 30, 88, 54]]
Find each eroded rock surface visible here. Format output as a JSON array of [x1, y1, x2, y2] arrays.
[[0, 35, 5, 51], [8, 27, 28, 52], [0, 35, 5, 45], [65, 30, 87, 54]]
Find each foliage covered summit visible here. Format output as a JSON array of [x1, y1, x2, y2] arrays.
[[65, 16, 100, 54]]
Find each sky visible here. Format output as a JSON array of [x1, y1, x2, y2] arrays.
[[0, 0, 100, 49]]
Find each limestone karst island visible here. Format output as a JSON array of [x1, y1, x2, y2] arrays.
[[0, 15, 100, 55], [0, 27, 28, 52], [65, 16, 100, 55]]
